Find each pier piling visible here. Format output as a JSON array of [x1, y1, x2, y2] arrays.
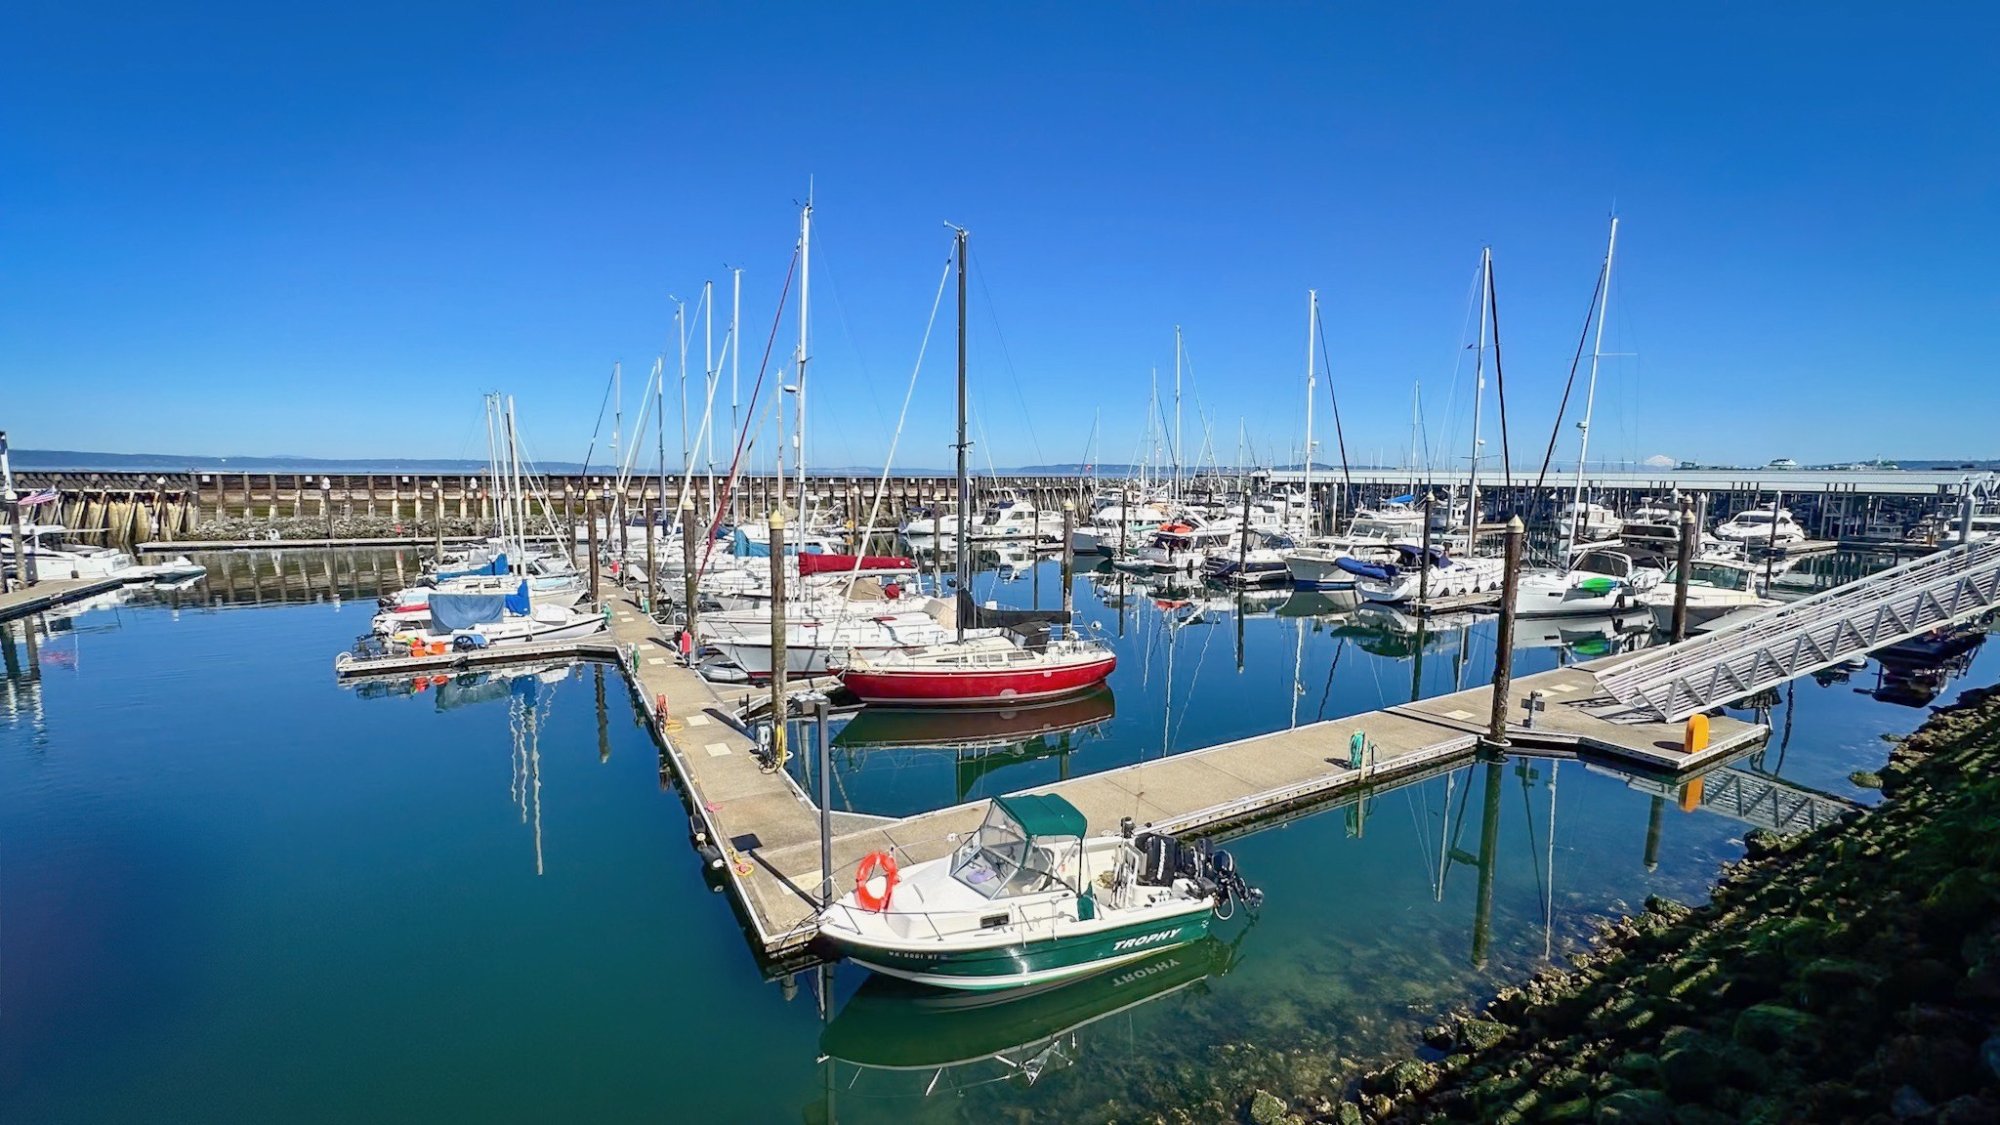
[[1485, 516, 1524, 748], [680, 496, 698, 648], [1672, 499, 1696, 641]]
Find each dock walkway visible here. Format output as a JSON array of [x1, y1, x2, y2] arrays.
[[0, 576, 139, 623]]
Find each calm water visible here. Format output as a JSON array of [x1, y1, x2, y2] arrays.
[[3, 547, 1992, 1123]]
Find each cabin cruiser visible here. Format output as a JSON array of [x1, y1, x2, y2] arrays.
[[1560, 502, 1623, 544], [1281, 508, 1425, 589], [1638, 557, 1778, 632], [697, 593, 993, 677], [817, 795, 1257, 991], [2, 524, 138, 580], [1512, 545, 1666, 617], [904, 490, 1056, 543], [1338, 543, 1505, 604], [1201, 529, 1297, 587], [1715, 507, 1806, 546], [1116, 520, 1241, 575], [1069, 500, 1172, 555], [1938, 512, 2000, 544]]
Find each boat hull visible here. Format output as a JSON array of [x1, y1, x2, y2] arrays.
[[840, 653, 1117, 706], [825, 903, 1212, 991]]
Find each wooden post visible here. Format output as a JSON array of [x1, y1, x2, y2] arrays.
[[769, 510, 788, 770], [586, 492, 601, 610], [816, 694, 833, 906], [1419, 496, 1434, 606], [1671, 497, 1696, 642], [681, 495, 699, 655], [1763, 491, 1782, 591], [433, 482, 445, 558], [1485, 516, 1525, 749], [1060, 500, 1075, 620]]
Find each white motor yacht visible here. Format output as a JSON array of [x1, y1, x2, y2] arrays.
[[1715, 508, 1807, 546]]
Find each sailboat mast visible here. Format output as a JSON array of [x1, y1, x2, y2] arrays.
[[953, 227, 970, 642], [677, 300, 689, 479], [730, 268, 742, 523], [795, 196, 812, 521], [1303, 290, 1317, 535], [1568, 217, 1620, 559], [1467, 247, 1491, 554], [611, 362, 622, 520], [704, 279, 716, 505], [1173, 326, 1183, 501], [1409, 382, 1422, 495], [505, 395, 527, 575]]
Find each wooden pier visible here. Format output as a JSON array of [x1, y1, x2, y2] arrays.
[[0, 575, 137, 623]]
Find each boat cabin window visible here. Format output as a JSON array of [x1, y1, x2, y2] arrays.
[[1736, 512, 1774, 524]]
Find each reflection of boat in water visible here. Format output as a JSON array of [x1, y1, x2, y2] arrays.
[[833, 688, 1114, 751], [348, 662, 573, 708], [1347, 603, 1481, 658], [1511, 610, 1655, 660], [1274, 588, 1359, 618], [1860, 622, 1988, 707], [820, 934, 1238, 1093]]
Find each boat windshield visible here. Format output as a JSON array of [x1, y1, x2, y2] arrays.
[[1735, 513, 1774, 525], [950, 802, 1075, 900], [1687, 562, 1752, 591], [1573, 552, 1630, 578]]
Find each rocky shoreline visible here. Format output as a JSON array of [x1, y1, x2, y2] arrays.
[[1258, 683, 2000, 1124]]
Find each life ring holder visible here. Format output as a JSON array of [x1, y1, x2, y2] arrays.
[[854, 851, 899, 912]]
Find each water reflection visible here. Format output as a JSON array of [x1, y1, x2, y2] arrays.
[[819, 932, 1247, 1105]]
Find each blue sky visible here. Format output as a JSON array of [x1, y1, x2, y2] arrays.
[[4, 3, 1995, 472]]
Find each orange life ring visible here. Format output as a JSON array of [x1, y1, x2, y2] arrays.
[[854, 851, 899, 911]]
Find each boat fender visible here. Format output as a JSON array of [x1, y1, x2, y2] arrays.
[[855, 851, 899, 911]]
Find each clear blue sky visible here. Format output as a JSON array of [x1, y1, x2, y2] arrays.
[[4, 3, 1995, 472]]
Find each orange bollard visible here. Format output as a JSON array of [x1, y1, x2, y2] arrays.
[[1683, 713, 1710, 755]]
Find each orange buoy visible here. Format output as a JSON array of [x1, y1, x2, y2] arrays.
[[854, 851, 900, 911]]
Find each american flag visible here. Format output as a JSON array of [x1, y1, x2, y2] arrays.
[[18, 489, 57, 507]]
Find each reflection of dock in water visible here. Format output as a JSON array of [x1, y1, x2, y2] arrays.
[[1595, 761, 1863, 836]]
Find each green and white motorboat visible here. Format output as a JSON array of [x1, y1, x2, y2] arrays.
[[817, 794, 1259, 992]]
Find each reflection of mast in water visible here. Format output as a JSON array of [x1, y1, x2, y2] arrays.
[[507, 676, 560, 875], [1, 617, 49, 734]]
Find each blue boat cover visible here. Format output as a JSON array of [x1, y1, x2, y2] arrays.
[[430, 582, 530, 630], [1388, 494, 1416, 504], [438, 551, 507, 580], [429, 591, 506, 630], [1335, 557, 1397, 581]]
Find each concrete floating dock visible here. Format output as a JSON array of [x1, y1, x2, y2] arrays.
[[569, 575, 1770, 961], [333, 636, 624, 680], [0, 576, 141, 623]]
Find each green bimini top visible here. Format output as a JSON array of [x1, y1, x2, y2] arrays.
[[994, 793, 1087, 840]]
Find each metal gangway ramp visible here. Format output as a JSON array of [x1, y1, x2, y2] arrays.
[[1596, 538, 2000, 722]]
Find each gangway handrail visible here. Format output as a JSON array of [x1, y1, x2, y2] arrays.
[[1596, 539, 2000, 720]]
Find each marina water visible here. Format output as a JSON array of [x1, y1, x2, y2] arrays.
[[3, 548, 1989, 1122]]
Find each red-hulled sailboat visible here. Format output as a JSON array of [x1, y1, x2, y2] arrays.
[[835, 228, 1115, 708]]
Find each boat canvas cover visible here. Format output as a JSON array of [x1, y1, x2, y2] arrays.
[[956, 590, 1071, 628], [993, 794, 1086, 841], [428, 582, 531, 630], [438, 551, 507, 580], [731, 529, 827, 558], [798, 553, 916, 577]]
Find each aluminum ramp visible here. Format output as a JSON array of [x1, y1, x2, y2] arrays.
[[1595, 539, 2000, 722]]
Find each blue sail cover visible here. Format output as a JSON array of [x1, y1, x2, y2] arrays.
[[504, 580, 531, 616], [428, 591, 506, 631], [730, 529, 825, 558], [438, 551, 507, 580]]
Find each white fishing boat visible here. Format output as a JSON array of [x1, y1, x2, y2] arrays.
[[1068, 496, 1173, 555], [1512, 545, 1665, 617], [1715, 507, 1807, 546], [817, 795, 1257, 991], [1340, 543, 1505, 604], [1638, 557, 1779, 631]]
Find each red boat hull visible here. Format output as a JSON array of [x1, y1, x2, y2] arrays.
[[840, 653, 1117, 707]]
